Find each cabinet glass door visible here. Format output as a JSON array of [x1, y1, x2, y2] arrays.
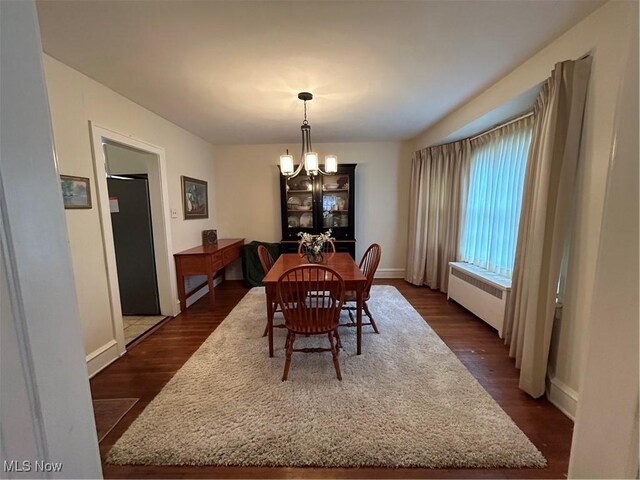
[[321, 174, 349, 229], [285, 174, 314, 230]]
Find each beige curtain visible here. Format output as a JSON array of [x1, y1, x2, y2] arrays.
[[504, 57, 592, 397], [405, 140, 470, 292]]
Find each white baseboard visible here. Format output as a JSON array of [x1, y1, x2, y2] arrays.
[[183, 276, 224, 309], [186, 285, 209, 308], [86, 339, 121, 378], [547, 375, 578, 420], [375, 268, 405, 279]]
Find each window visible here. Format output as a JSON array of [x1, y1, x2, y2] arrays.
[[459, 118, 533, 277]]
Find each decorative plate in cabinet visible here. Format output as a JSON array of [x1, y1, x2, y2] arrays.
[[300, 212, 313, 227]]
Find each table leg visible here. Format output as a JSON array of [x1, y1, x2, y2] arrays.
[[207, 273, 216, 310], [176, 270, 187, 313], [356, 285, 363, 355], [266, 285, 274, 357]]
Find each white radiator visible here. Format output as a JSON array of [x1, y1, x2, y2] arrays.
[[447, 262, 511, 338]]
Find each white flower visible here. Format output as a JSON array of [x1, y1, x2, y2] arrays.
[[297, 229, 333, 254]]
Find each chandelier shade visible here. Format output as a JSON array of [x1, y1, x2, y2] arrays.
[[324, 155, 338, 173], [304, 152, 319, 173], [279, 92, 338, 178], [279, 153, 294, 175]]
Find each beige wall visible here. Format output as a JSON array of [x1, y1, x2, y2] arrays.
[[410, 0, 638, 416], [568, 14, 638, 475], [44, 55, 217, 367], [105, 142, 153, 174], [214, 142, 412, 278]]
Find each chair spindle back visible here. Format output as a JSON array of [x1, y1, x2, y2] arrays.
[[277, 265, 345, 334], [359, 243, 382, 297], [257, 245, 275, 274]]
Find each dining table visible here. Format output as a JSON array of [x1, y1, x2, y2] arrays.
[[262, 252, 368, 356]]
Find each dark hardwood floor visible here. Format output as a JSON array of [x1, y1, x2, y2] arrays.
[[91, 279, 573, 479]]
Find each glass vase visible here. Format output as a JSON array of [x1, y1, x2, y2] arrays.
[[305, 251, 324, 264]]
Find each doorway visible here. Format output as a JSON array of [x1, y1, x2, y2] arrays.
[[104, 142, 170, 344], [89, 124, 178, 359]]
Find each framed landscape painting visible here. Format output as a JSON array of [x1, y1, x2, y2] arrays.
[[60, 175, 92, 209], [182, 176, 208, 219]]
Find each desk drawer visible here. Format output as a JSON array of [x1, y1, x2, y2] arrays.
[[211, 252, 223, 270], [178, 255, 207, 275], [222, 244, 241, 266], [178, 254, 223, 274]]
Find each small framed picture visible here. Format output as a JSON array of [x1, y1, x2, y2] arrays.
[[60, 175, 92, 209], [182, 176, 208, 219]]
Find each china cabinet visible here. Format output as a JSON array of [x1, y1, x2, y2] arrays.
[[279, 164, 356, 257]]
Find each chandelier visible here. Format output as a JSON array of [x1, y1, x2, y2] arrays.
[[279, 92, 338, 177]]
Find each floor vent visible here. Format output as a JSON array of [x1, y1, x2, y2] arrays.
[[450, 268, 504, 299]]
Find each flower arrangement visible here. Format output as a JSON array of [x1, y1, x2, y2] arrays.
[[297, 229, 333, 262]]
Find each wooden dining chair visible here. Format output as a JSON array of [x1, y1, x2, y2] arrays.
[[257, 244, 275, 274], [341, 243, 382, 333], [276, 265, 345, 381], [297, 239, 336, 255], [257, 245, 283, 337]]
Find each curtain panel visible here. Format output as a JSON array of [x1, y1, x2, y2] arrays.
[[460, 117, 533, 277], [405, 140, 470, 292], [504, 57, 592, 398]]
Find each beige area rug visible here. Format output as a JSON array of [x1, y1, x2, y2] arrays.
[[107, 286, 546, 468]]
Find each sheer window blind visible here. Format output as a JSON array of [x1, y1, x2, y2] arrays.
[[459, 117, 533, 277]]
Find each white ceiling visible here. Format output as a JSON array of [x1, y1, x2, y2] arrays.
[[37, 0, 604, 145]]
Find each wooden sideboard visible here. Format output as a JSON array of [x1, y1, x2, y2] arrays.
[[174, 238, 244, 311]]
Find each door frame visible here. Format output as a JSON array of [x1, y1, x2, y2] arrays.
[[89, 123, 178, 357]]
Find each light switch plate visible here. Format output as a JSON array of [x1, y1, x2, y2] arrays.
[[171, 208, 178, 219]]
